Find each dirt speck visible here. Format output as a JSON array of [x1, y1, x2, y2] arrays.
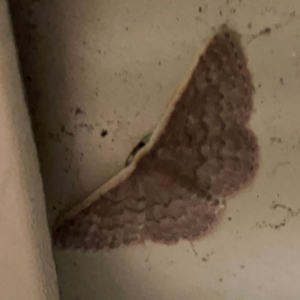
[[101, 129, 108, 137], [75, 107, 84, 115], [48, 132, 61, 142], [65, 131, 75, 137], [248, 23, 252, 29], [260, 27, 271, 35], [219, 278, 223, 282], [257, 202, 300, 230], [270, 136, 282, 143], [240, 265, 245, 270], [190, 242, 198, 257]]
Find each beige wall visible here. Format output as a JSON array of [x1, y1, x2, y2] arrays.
[[0, 1, 59, 299]]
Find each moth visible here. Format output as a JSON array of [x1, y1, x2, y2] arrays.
[[53, 25, 259, 250]]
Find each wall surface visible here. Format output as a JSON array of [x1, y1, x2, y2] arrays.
[[9, 0, 300, 299], [0, 1, 59, 300]]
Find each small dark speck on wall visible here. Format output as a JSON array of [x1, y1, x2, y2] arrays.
[[101, 129, 108, 137], [260, 27, 271, 35], [75, 107, 84, 115], [65, 131, 74, 137], [199, 6, 202, 13]]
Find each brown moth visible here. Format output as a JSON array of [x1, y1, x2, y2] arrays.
[[53, 25, 259, 250]]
